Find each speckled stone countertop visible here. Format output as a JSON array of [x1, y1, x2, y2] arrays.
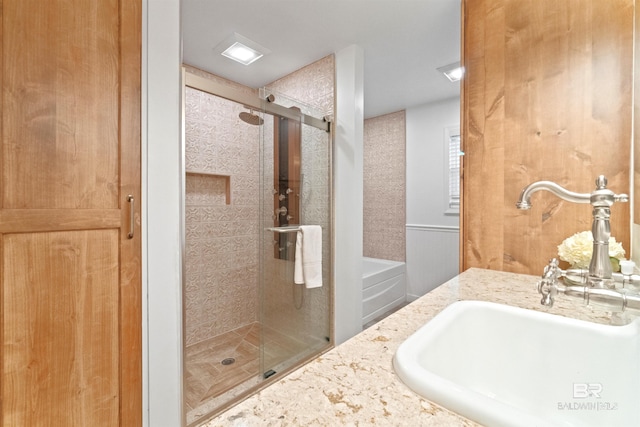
[[201, 268, 623, 426]]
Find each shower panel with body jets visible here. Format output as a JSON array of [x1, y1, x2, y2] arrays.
[[182, 69, 332, 426]]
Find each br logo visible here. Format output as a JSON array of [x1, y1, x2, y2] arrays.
[[573, 383, 603, 399]]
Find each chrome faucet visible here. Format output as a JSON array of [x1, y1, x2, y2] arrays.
[[516, 175, 640, 315], [517, 175, 628, 289]]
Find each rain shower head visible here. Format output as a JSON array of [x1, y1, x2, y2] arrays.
[[239, 109, 264, 126]]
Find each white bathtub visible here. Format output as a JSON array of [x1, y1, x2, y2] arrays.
[[362, 257, 407, 325]]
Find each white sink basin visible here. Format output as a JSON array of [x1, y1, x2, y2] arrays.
[[393, 300, 640, 427]]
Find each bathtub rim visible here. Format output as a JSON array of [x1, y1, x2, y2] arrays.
[[363, 256, 406, 289]]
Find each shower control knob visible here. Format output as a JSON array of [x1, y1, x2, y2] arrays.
[[286, 215, 294, 221], [278, 194, 286, 201], [275, 206, 287, 216]]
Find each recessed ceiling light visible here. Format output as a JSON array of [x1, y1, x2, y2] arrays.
[[437, 62, 464, 82], [214, 33, 270, 66], [222, 42, 263, 65]]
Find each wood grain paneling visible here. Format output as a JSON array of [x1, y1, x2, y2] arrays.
[[462, 0, 633, 274], [118, 0, 142, 424], [3, 0, 120, 209], [1, 0, 141, 425], [3, 231, 119, 425]]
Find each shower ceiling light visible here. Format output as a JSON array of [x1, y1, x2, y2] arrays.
[[222, 42, 263, 65], [215, 33, 270, 66], [437, 62, 464, 82]]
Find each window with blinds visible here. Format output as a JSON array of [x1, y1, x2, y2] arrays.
[[445, 126, 461, 214]]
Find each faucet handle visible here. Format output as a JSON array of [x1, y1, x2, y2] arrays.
[[540, 290, 554, 307], [591, 175, 629, 206], [538, 278, 557, 307], [538, 259, 561, 307], [614, 193, 629, 203], [594, 175, 628, 202], [595, 175, 608, 189]]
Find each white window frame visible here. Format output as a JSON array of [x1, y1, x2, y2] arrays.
[[444, 125, 461, 215]]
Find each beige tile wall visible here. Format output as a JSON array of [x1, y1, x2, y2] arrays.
[[184, 66, 261, 346], [268, 55, 334, 117], [183, 57, 335, 351], [363, 111, 406, 262]]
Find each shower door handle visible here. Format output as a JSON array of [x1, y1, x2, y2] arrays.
[[127, 195, 135, 239]]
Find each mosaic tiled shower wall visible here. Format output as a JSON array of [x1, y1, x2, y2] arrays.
[[363, 111, 406, 262], [183, 57, 334, 348], [184, 67, 261, 346]]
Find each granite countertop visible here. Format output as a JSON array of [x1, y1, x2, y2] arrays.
[[201, 268, 620, 426]]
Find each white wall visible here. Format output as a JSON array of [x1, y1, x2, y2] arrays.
[[143, 0, 183, 425], [334, 45, 365, 344], [406, 96, 460, 300]]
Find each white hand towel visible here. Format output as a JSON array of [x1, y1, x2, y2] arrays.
[[294, 230, 305, 285], [294, 225, 323, 288]]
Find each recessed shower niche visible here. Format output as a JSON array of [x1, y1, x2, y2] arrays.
[[185, 173, 230, 205], [182, 65, 333, 426]]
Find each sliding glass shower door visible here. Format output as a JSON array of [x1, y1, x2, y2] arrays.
[[182, 69, 332, 426], [259, 89, 332, 378]]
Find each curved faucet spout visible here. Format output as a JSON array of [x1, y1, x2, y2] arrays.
[[520, 175, 629, 292], [515, 180, 590, 210]]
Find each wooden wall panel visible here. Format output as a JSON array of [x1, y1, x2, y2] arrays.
[[3, 231, 119, 425], [3, 0, 120, 209], [462, 0, 633, 274]]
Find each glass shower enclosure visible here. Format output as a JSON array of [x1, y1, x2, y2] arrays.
[[182, 69, 332, 426]]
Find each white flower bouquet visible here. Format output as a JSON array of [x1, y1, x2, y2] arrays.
[[557, 230, 625, 271]]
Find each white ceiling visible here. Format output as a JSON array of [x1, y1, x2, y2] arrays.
[[182, 0, 461, 119]]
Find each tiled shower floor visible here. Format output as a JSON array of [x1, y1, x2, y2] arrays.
[[185, 323, 260, 418], [184, 322, 316, 425], [186, 304, 404, 425]]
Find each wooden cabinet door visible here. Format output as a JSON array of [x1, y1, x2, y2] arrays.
[[1, 0, 142, 425]]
